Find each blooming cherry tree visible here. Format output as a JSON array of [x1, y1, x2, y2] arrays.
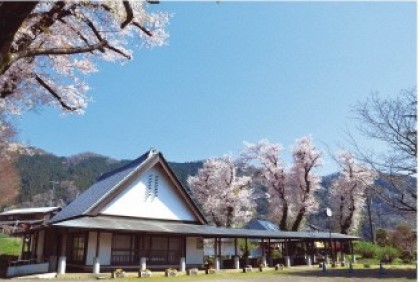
[[0, 1, 170, 116], [188, 157, 254, 228], [288, 136, 322, 231], [240, 137, 322, 231], [330, 151, 377, 234]]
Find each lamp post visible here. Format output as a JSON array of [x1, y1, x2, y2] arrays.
[[325, 207, 334, 265]]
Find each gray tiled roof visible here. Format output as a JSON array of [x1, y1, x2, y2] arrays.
[[52, 215, 359, 240], [49, 151, 151, 223], [246, 219, 280, 231]]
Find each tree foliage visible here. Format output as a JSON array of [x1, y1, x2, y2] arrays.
[[240, 136, 322, 231], [187, 157, 254, 227], [330, 151, 376, 234], [351, 88, 417, 212], [0, 1, 169, 116]]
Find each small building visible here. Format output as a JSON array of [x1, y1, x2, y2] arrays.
[[2, 149, 358, 277]]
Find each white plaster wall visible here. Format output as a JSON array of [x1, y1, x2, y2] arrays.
[[86, 232, 97, 266], [186, 237, 203, 265], [101, 166, 196, 221], [36, 230, 45, 262], [99, 233, 112, 265]]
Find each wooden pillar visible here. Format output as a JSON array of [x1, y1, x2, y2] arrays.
[[33, 231, 39, 259], [268, 239, 272, 266], [350, 240, 355, 263], [218, 238, 222, 269], [96, 231, 100, 257], [245, 238, 249, 265], [284, 239, 291, 267], [214, 238, 217, 258], [260, 239, 266, 266]]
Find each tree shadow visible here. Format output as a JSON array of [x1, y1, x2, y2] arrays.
[[277, 267, 416, 280]]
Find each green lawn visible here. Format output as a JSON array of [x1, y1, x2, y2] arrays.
[[0, 234, 21, 256]]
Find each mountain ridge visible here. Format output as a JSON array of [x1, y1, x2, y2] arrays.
[[1, 145, 415, 238]]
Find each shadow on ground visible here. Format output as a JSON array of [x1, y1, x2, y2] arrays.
[[278, 267, 416, 280]]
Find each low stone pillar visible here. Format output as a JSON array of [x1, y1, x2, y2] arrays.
[[261, 255, 267, 267], [306, 256, 312, 266], [215, 257, 220, 270], [325, 255, 331, 264], [179, 257, 186, 272], [140, 257, 147, 271], [93, 257, 100, 274], [284, 256, 291, 267], [57, 256, 66, 274], [234, 256, 240, 269]]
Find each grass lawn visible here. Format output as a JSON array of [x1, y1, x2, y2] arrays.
[[55, 265, 417, 282], [0, 234, 21, 256]]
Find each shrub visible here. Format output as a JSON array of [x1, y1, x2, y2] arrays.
[[354, 241, 379, 259], [377, 245, 400, 263]]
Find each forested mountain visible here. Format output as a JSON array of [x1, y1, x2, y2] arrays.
[[1, 148, 415, 238], [11, 151, 203, 208]]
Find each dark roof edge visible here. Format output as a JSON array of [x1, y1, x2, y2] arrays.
[[157, 152, 208, 225]]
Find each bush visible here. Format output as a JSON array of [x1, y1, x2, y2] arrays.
[[354, 241, 380, 259], [400, 250, 413, 263], [377, 245, 400, 263]]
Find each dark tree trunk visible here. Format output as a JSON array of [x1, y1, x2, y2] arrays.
[[0, 1, 38, 74], [279, 201, 289, 230], [291, 206, 306, 231]]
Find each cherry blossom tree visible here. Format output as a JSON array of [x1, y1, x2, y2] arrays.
[[187, 156, 254, 228], [288, 136, 322, 231], [240, 137, 322, 231], [330, 151, 377, 234], [0, 1, 169, 116], [239, 140, 289, 229]]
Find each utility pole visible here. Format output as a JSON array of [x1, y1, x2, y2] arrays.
[[366, 192, 375, 243], [49, 181, 59, 207]]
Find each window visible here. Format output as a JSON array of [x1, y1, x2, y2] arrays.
[[69, 233, 86, 264], [111, 234, 137, 265], [140, 236, 183, 265]]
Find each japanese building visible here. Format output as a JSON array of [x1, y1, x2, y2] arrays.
[[1, 149, 358, 277]]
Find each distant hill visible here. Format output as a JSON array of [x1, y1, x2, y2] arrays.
[[2, 146, 416, 238], [13, 150, 203, 208]]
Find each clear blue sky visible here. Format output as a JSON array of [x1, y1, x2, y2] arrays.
[[17, 2, 416, 175]]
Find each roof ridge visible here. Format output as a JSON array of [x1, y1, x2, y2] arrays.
[[97, 149, 155, 181]]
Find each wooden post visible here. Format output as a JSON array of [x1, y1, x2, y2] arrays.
[[218, 238, 222, 269], [350, 241, 355, 263]]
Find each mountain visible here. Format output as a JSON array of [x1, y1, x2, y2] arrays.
[[2, 146, 416, 238], [12, 150, 203, 209]]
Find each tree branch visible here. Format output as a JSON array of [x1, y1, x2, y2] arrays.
[[120, 1, 134, 29], [35, 75, 79, 111]]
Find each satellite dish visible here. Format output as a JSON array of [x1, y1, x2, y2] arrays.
[[326, 207, 332, 217]]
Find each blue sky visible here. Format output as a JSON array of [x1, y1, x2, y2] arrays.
[[17, 2, 416, 175]]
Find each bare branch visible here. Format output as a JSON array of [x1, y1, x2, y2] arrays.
[[133, 22, 153, 37]]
